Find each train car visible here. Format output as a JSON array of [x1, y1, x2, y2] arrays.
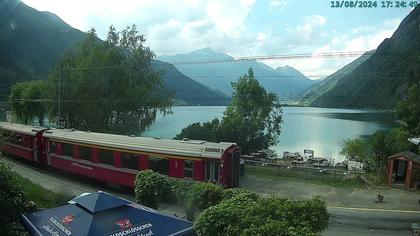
[[0, 122, 47, 163], [0, 122, 241, 188]]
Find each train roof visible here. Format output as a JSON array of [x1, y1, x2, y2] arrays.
[[0, 122, 236, 159], [0, 122, 45, 135], [45, 128, 236, 159]]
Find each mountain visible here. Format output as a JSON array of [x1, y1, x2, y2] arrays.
[[311, 6, 420, 109], [301, 51, 374, 106], [153, 61, 230, 105], [158, 47, 319, 99], [0, 0, 228, 106]]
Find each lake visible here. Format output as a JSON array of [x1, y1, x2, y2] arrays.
[[1, 106, 396, 161], [143, 106, 396, 161]]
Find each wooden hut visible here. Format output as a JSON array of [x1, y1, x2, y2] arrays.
[[387, 151, 420, 188]]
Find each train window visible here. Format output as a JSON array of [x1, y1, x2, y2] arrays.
[[49, 141, 56, 153], [62, 143, 73, 157], [121, 153, 139, 170], [9, 133, 23, 145], [79, 146, 91, 161], [99, 149, 114, 165], [149, 156, 169, 175], [184, 160, 194, 178]]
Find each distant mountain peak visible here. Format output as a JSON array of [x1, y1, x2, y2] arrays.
[[194, 46, 214, 53], [276, 65, 293, 70], [157, 47, 318, 98]]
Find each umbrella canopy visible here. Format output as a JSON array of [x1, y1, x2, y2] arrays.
[[20, 191, 194, 236]]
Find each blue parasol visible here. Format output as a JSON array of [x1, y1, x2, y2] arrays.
[[20, 191, 194, 236]]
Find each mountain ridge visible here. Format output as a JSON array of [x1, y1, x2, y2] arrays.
[[310, 6, 420, 109], [158, 47, 319, 99], [301, 50, 374, 106]]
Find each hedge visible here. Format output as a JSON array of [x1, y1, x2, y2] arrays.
[[194, 194, 329, 236], [0, 162, 28, 235], [134, 170, 329, 235]]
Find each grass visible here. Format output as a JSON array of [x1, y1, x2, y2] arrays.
[[245, 164, 366, 188], [15, 174, 75, 209]]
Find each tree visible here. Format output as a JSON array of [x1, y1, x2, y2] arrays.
[[218, 68, 283, 154], [174, 118, 220, 141], [341, 129, 412, 175], [396, 72, 420, 136], [368, 129, 411, 174], [9, 80, 48, 126], [340, 138, 366, 162], [47, 25, 172, 134], [176, 68, 283, 154]]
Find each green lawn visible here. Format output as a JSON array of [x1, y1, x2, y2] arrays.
[[244, 164, 366, 188], [16, 174, 75, 209]]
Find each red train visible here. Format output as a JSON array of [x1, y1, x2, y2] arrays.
[[0, 122, 241, 188]]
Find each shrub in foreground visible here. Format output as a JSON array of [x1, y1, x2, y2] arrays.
[[194, 194, 329, 236], [186, 182, 224, 220], [134, 170, 172, 209], [0, 162, 27, 234]]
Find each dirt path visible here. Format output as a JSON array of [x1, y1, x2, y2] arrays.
[[241, 174, 420, 211]]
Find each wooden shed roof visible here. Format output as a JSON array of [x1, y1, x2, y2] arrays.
[[388, 151, 420, 163]]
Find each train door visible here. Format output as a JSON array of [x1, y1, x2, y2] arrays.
[[34, 130, 47, 166], [205, 160, 220, 182], [231, 151, 240, 187]]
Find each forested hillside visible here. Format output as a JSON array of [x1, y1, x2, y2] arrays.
[[311, 6, 420, 109], [302, 51, 373, 106]]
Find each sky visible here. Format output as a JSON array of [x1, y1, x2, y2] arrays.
[[22, 0, 413, 78]]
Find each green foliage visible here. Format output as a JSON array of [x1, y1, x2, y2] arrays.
[[340, 128, 412, 176], [9, 80, 48, 125], [340, 138, 367, 162], [168, 178, 192, 204], [367, 129, 411, 174], [396, 74, 420, 136], [176, 68, 283, 154], [218, 68, 283, 154], [0, 162, 27, 235], [134, 170, 173, 209], [47, 25, 172, 134], [222, 188, 259, 200], [174, 119, 220, 141], [133, 170, 328, 235], [16, 175, 74, 209], [185, 183, 224, 220], [194, 194, 328, 236]]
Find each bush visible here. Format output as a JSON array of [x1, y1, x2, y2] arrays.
[[134, 170, 172, 209], [186, 182, 224, 220], [194, 194, 329, 236], [194, 192, 260, 236], [257, 196, 329, 233], [0, 162, 27, 234], [167, 178, 192, 205], [222, 188, 258, 200]]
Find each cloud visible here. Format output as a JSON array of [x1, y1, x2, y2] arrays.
[[269, 0, 287, 11], [295, 15, 327, 39], [21, 1, 405, 78], [263, 18, 401, 78]]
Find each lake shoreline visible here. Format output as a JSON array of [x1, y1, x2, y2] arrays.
[[144, 106, 396, 162]]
